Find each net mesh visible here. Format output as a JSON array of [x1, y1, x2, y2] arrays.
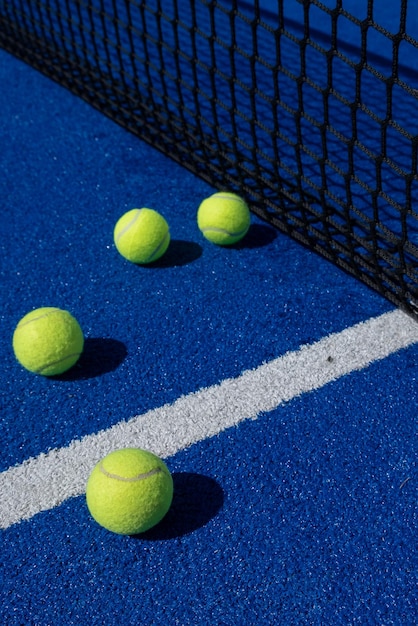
[[1, 0, 418, 314]]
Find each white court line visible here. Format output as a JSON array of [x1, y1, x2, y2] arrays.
[[1, 308, 418, 530]]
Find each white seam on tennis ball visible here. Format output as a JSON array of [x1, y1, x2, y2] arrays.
[[202, 226, 248, 237], [99, 464, 162, 482], [36, 352, 82, 374], [16, 308, 62, 329], [114, 208, 143, 244], [145, 229, 170, 263], [212, 193, 245, 204]]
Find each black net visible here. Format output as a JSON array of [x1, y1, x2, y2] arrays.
[[1, 0, 418, 314]]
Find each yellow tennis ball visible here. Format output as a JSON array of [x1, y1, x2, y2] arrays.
[[197, 191, 251, 245], [113, 208, 170, 264], [12, 307, 84, 376], [86, 448, 173, 535]]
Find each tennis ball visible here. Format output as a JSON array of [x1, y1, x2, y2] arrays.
[[113, 208, 170, 264], [197, 191, 251, 245], [12, 307, 84, 376], [86, 448, 173, 535]]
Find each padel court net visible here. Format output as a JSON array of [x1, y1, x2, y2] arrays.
[[1, 0, 418, 314]]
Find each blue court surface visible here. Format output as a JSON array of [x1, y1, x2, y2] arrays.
[[1, 7, 417, 625]]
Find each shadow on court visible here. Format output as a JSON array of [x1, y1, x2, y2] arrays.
[[138, 473, 225, 541], [55, 337, 128, 380], [233, 223, 278, 250], [143, 240, 203, 268]]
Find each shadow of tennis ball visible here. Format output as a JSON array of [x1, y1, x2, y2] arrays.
[[140, 240, 203, 268], [234, 223, 278, 249], [138, 473, 224, 540], [54, 338, 128, 380]]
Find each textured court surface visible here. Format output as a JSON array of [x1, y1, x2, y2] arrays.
[[1, 35, 417, 626]]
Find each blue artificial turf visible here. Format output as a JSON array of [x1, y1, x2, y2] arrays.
[[1, 6, 417, 623], [1, 345, 417, 625], [0, 48, 392, 471]]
